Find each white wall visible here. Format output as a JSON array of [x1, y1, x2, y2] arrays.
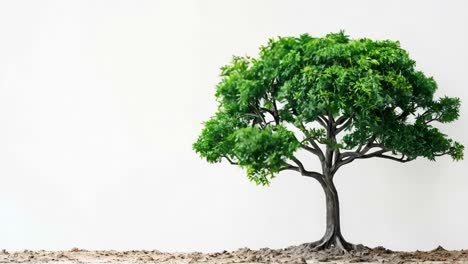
[[0, 0, 466, 252]]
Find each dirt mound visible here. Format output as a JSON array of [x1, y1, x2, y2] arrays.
[[0, 245, 467, 263]]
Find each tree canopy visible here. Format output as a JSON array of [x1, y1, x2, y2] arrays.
[[193, 31, 464, 185]]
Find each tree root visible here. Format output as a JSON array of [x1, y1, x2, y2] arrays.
[[313, 235, 353, 253], [295, 234, 367, 254]]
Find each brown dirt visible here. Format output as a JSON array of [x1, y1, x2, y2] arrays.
[[1, 245, 467, 263]]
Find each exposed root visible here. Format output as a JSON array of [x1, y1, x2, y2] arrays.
[[296, 239, 323, 250], [314, 235, 353, 253], [290, 234, 368, 255]]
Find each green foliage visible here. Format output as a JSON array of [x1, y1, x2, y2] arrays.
[[194, 31, 464, 184], [303, 128, 327, 144], [193, 112, 247, 163], [230, 126, 300, 185]]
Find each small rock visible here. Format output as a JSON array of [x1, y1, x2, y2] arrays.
[[432, 245, 447, 252], [70, 247, 80, 252], [354, 244, 368, 251], [209, 252, 220, 257]]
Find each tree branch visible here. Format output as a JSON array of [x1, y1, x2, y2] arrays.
[[271, 98, 280, 125], [300, 143, 322, 157], [223, 155, 238, 165], [281, 164, 300, 172], [333, 148, 414, 173], [354, 149, 388, 160], [334, 115, 348, 127], [397, 103, 418, 121], [260, 107, 276, 120], [333, 137, 385, 172], [317, 115, 328, 128], [290, 156, 306, 173], [297, 122, 325, 162], [339, 136, 379, 160], [250, 104, 267, 127], [433, 151, 450, 157], [372, 153, 413, 163], [264, 79, 281, 125], [290, 156, 323, 180], [335, 117, 352, 134], [324, 112, 336, 173]]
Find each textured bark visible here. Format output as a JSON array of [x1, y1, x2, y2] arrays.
[[283, 115, 377, 252], [304, 177, 357, 253], [308, 114, 357, 252], [318, 178, 354, 251]]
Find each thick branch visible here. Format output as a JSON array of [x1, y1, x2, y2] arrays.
[[333, 148, 341, 166], [334, 115, 348, 127], [317, 115, 328, 128], [339, 136, 379, 160], [333, 147, 415, 173], [290, 156, 307, 173], [324, 112, 336, 173], [289, 156, 324, 180], [354, 149, 388, 160], [301, 143, 323, 158], [315, 118, 327, 128], [332, 137, 386, 173], [335, 117, 352, 134]]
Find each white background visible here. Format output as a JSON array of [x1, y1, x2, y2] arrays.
[[0, 0, 467, 252]]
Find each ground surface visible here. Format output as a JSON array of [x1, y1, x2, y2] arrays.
[[1, 245, 468, 264]]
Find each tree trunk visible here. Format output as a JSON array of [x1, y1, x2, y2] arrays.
[[304, 177, 356, 252], [320, 178, 353, 250]]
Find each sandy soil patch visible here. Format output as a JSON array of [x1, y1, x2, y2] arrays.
[[1, 245, 467, 263]]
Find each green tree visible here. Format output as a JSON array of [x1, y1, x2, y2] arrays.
[[193, 31, 464, 252]]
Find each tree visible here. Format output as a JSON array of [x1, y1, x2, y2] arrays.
[[193, 31, 464, 252]]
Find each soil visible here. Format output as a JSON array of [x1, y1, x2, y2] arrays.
[[1, 245, 467, 263]]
